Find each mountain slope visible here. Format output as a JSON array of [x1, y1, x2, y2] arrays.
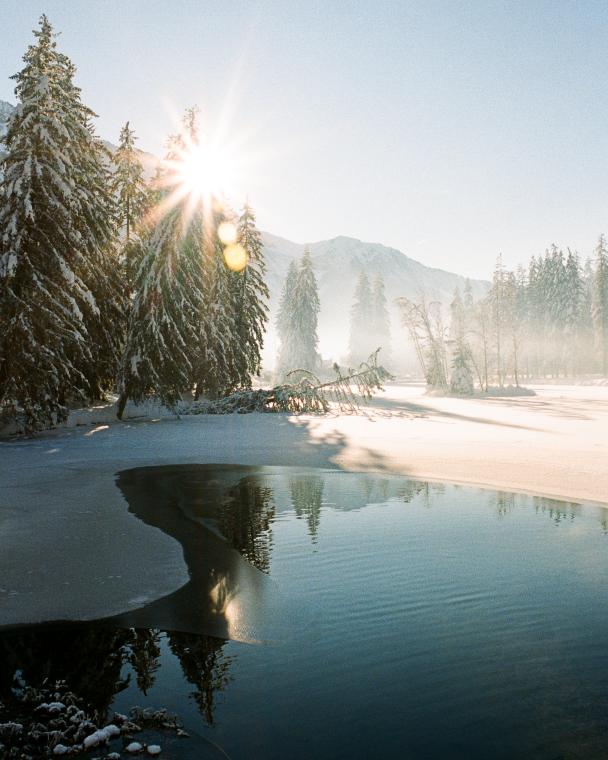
[[261, 231, 489, 369]]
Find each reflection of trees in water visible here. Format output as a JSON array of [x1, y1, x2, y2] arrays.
[[489, 492, 607, 531], [495, 491, 516, 517], [533, 495, 579, 525], [0, 626, 137, 718], [289, 475, 324, 542], [397, 480, 445, 508], [128, 628, 161, 695], [0, 625, 234, 727], [359, 476, 391, 504], [218, 478, 275, 572], [167, 632, 234, 725], [286, 475, 451, 542]]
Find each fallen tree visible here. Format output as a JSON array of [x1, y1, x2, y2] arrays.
[[187, 349, 393, 415]]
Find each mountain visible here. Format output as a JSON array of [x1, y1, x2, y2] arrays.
[[1, 97, 489, 371], [261, 231, 489, 370]]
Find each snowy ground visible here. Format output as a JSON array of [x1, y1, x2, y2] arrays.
[[1, 381, 607, 628]]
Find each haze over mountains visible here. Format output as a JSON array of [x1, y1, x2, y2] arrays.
[[261, 232, 488, 369], [1, 99, 489, 370]]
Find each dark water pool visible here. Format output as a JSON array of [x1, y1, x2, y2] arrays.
[[3, 465, 608, 759]]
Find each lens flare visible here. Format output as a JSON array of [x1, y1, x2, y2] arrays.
[[224, 243, 248, 272], [218, 221, 238, 245]]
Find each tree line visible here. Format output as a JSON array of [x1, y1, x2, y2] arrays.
[[400, 241, 608, 393], [0, 16, 269, 432]]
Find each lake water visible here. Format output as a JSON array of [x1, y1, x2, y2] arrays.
[[2, 465, 608, 759]]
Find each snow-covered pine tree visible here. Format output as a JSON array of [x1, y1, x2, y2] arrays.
[[117, 201, 204, 417], [276, 259, 298, 374], [450, 339, 474, 395], [449, 287, 474, 391], [502, 270, 522, 385], [563, 249, 584, 375], [591, 234, 608, 375], [0, 15, 119, 430], [488, 254, 507, 386], [371, 273, 391, 364], [282, 247, 320, 375], [111, 121, 149, 291], [194, 207, 238, 399], [113, 121, 148, 242], [348, 271, 374, 365], [230, 203, 269, 387], [526, 254, 546, 376], [580, 255, 596, 374], [117, 121, 205, 417], [67, 99, 126, 399]]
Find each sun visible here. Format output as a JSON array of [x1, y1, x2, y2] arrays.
[[175, 141, 236, 202], [147, 103, 267, 234]]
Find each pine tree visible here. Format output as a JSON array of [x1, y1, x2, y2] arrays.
[[230, 203, 269, 387], [194, 208, 238, 399], [117, 117, 206, 416], [279, 248, 320, 376], [111, 121, 149, 290], [450, 339, 474, 395], [348, 271, 373, 365], [276, 260, 298, 375], [371, 273, 391, 363], [117, 201, 204, 417], [69, 103, 125, 399], [0, 15, 123, 429], [564, 249, 584, 374], [489, 254, 507, 386], [592, 234, 608, 375]]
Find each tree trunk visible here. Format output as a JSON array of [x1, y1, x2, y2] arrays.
[[117, 391, 128, 420]]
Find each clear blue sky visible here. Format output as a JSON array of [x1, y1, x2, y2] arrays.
[[1, 0, 607, 278]]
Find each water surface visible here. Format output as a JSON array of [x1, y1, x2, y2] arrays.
[[3, 465, 608, 759]]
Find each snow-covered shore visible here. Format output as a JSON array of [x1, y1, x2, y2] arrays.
[[1, 381, 607, 629]]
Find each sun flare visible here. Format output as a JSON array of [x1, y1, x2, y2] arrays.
[[174, 142, 236, 201]]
